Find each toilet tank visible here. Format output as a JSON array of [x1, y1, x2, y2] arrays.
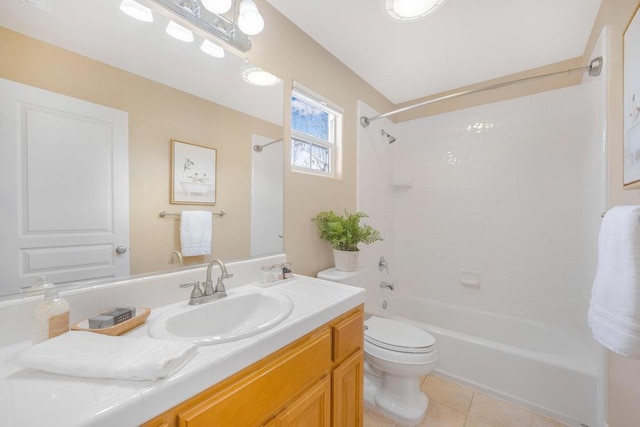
[[317, 266, 368, 286]]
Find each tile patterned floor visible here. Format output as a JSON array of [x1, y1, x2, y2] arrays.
[[364, 374, 569, 427]]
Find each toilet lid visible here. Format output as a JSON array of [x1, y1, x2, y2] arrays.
[[364, 316, 435, 353]]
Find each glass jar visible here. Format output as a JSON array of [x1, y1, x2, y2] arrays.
[[259, 266, 273, 284], [271, 264, 283, 281]]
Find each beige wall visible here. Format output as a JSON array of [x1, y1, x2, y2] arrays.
[[0, 27, 282, 275], [244, 0, 395, 276], [0, 1, 394, 279]]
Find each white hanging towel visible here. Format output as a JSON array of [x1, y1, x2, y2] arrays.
[[589, 205, 640, 358], [180, 210, 212, 256]]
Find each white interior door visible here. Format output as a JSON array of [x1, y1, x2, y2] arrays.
[[0, 78, 129, 293]]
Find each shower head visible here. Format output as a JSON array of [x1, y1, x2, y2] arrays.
[[253, 138, 282, 153], [381, 129, 396, 144]]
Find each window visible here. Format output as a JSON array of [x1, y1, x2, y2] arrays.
[[290, 85, 342, 176]]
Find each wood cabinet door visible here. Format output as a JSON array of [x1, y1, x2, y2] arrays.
[[178, 331, 331, 427], [332, 310, 364, 365], [273, 376, 331, 427], [332, 349, 364, 427]]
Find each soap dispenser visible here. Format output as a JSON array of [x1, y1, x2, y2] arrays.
[[32, 277, 69, 344]]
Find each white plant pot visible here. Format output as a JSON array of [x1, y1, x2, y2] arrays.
[[333, 249, 359, 272]]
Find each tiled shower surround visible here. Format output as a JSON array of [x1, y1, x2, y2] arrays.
[[358, 73, 606, 334]]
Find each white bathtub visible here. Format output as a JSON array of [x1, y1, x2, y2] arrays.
[[372, 295, 606, 427]]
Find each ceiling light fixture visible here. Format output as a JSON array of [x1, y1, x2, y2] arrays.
[[242, 66, 280, 87], [201, 39, 225, 58], [119, 0, 154, 22], [384, 0, 447, 21], [166, 20, 194, 42], [141, 0, 264, 51], [238, 0, 264, 36], [201, 0, 232, 14]]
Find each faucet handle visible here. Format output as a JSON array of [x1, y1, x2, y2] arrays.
[[179, 280, 199, 289], [180, 281, 203, 299]]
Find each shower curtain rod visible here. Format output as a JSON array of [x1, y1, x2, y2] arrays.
[[360, 56, 603, 127]]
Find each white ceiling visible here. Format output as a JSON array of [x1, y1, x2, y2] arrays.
[[265, 0, 602, 104]]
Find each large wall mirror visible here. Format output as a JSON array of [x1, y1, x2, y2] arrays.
[[0, 0, 284, 297]]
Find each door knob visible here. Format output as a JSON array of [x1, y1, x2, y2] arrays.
[[115, 245, 128, 254]]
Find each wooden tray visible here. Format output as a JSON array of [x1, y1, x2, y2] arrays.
[[71, 307, 151, 336]]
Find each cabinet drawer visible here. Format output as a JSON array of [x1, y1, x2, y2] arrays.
[[332, 309, 363, 364], [178, 330, 332, 427]]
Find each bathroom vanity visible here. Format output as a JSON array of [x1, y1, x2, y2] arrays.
[[143, 304, 364, 427], [0, 262, 366, 427]]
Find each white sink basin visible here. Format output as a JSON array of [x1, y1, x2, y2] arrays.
[[148, 289, 294, 345]]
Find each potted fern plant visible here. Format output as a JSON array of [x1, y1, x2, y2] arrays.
[[312, 210, 382, 271]]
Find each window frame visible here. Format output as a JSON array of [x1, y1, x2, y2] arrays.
[[290, 84, 343, 178]]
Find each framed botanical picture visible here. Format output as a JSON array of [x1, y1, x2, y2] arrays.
[[624, 4, 640, 187], [171, 139, 217, 205]]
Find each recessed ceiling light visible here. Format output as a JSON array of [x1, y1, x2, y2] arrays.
[[384, 0, 447, 21], [119, 0, 153, 22], [242, 66, 280, 86]]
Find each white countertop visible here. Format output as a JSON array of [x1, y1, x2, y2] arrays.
[[0, 276, 365, 427]]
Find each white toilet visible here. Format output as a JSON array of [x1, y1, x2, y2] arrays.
[[317, 267, 438, 426]]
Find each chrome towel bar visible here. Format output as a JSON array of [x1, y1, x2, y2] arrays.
[[159, 210, 226, 218]]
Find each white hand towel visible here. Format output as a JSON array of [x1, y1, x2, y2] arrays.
[[589, 205, 640, 358], [180, 210, 212, 257], [13, 331, 198, 381]]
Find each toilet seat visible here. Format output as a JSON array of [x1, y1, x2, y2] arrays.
[[365, 316, 435, 354]]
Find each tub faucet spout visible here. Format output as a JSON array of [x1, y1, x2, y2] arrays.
[[380, 281, 394, 291], [168, 250, 183, 267]]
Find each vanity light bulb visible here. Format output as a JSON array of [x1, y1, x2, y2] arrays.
[[201, 40, 225, 58], [166, 20, 194, 42], [119, 0, 153, 22], [238, 0, 264, 36], [201, 0, 232, 14]]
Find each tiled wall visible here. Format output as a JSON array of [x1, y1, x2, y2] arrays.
[[250, 135, 284, 256], [358, 74, 606, 331], [356, 102, 398, 311]]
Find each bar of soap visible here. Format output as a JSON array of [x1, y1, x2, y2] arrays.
[[88, 307, 135, 329]]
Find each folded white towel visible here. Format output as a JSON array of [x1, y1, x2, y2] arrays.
[[180, 210, 212, 257], [13, 331, 198, 381], [589, 205, 640, 358]]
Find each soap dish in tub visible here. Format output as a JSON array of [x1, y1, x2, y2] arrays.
[[71, 307, 151, 336]]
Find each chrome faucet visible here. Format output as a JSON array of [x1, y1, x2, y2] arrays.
[[204, 258, 233, 297], [179, 259, 233, 305], [168, 250, 184, 267], [380, 281, 395, 291]]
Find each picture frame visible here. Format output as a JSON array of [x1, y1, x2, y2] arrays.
[[170, 139, 217, 205], [623, 4, 640, 187]]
